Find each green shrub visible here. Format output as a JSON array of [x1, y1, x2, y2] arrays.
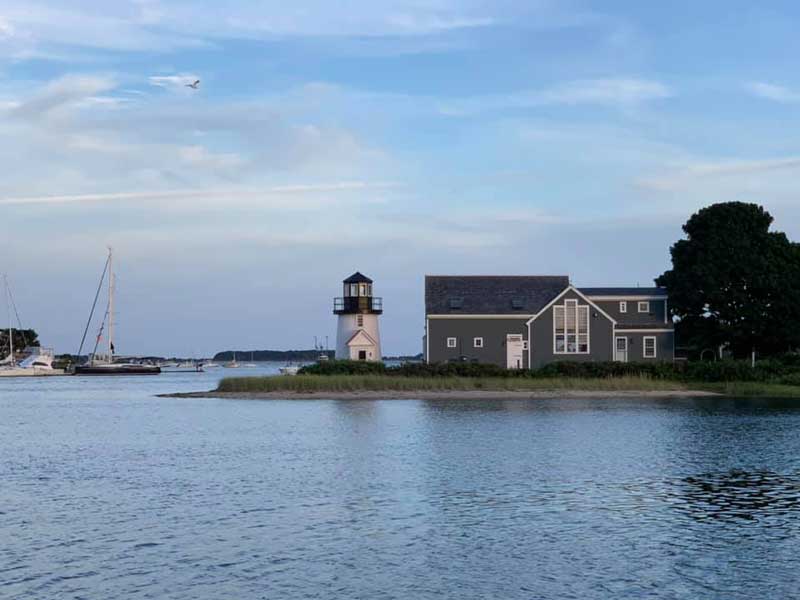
[[298, 360, 387, 376], [297, 358, 800, 384], [392, 361, 514, 378], [533, 361, 680, 380]]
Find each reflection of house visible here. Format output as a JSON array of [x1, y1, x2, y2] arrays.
[[334, 272, 382, 361], [424, 276, 673, 368]]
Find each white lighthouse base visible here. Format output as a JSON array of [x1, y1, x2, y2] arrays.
[[336, 314, 382, 361]]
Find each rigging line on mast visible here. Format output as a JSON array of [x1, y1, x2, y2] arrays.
[[5, 276, 29, 348], [90, 299, 110, 361], [76, 253, 111, 360]]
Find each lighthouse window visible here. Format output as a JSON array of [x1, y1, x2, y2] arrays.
[[447, 337, 457, 348], [359, 284, 367, 296], [357, 314, 364, 327], [473, 337, 484, 348], [350, 284, 359, 297]]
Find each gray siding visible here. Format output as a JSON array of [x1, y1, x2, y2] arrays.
[[592, 298, 668, 326], [530, 289, 615, 368], [614, 331, 674, 362], [427, 318, 528, 367]]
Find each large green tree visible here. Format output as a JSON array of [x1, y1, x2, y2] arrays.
[[657, 202, 800, 358]]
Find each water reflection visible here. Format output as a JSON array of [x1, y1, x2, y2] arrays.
[[5, 386, 800, 599], [670, 470, 800, 523]]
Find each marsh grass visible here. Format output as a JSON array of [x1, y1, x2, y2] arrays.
[[217, 374, 691, 394]]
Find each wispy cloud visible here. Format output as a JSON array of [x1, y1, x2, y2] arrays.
[[747, 81, 800, 103], [438, 78, 671, 116], [0, 181, 399, 206], [10, 74, 116, 118], [637, 156, 800, 191], [149, 73, 201, 91]]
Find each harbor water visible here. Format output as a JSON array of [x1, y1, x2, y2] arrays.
[[2, 367, 800, 598]]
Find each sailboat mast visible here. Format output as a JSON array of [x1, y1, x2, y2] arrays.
[[108, 247, 114, 360], [4, 275, 12, 367]]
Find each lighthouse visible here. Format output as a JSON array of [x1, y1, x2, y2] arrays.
[[334, 272, 383, 361]]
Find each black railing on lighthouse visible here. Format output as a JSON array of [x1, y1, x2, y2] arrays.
[[333, 297, 383, 314]]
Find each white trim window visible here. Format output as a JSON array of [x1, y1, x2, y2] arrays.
[[620, 301, 627, 313], [643, 336, 657, 358], [638, 301, 650, 313], [446, 337, 457, 348], [473, 337, 484, 348], [554, 299, 590, 354]]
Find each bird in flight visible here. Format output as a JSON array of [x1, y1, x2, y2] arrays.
[[186, 80, 200, 90]]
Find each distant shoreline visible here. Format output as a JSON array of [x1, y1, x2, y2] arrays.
[[160, 389, 719, 400]]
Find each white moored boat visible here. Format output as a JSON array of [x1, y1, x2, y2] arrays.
[[0, 275, 64, 377]]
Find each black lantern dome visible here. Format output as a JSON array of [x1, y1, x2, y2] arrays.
[[334, 272, 383, 314]]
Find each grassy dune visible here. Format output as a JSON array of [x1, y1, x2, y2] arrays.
[[217, 374, 692, 394]]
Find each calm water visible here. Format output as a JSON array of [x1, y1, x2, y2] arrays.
[[2, 367, 800, 599]]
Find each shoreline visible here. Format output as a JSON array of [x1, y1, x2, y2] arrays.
[[160, 389, 720, 400]]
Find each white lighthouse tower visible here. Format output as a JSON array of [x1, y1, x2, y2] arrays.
[[334, 272, 382, 361]]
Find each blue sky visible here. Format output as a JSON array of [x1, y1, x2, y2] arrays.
[[2, 0, 800, 356]]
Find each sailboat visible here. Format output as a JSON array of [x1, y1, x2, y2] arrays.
[[0, 275, 59, 377], [72, 249, 160, 376], [242, 351, 257, 368], [223, 351, 240, 368]]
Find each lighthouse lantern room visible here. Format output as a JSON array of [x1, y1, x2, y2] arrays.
[[334, 272, 383, 361]]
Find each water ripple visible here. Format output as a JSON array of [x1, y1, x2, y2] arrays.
[[3, 381, 800, 598]]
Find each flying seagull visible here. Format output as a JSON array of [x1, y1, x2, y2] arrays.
[[186, 79, 200, 90]]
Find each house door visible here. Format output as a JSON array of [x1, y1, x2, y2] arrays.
[[615, 337, 628, 362], [358, 350, 367, 361], [507, 335, 524, 369]]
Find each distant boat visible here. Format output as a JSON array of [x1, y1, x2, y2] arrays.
[[161, 360, 204, 373], [279, 365, 300, 375], [223, 352, 240, 368], [201, 361, 221, 369], [0, 276, 62, 377], [72, 249, 160, 376], [242, 352, 257, 368]]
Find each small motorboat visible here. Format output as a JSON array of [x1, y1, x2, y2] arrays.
[[279, 364, 300, 376]]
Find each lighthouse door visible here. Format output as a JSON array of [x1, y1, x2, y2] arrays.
[[506, 334, 524, 370]]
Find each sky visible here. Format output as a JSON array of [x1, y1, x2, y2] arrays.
[[2, 0, 800, 357]]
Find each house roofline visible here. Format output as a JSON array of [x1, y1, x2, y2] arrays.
[[526, 285, 618, 326]]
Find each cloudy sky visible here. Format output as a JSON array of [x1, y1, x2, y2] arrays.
[[2, 0, 800, 356]]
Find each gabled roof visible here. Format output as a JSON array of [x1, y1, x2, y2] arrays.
[[580, 287, 667, 297], [343, 272, 373, 284], [425, 275, 569, 315], [526, 285, 617, 325], [346, 329, 377, 346]]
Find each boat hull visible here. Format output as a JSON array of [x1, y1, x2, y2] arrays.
[[73, 365, 161, 376]]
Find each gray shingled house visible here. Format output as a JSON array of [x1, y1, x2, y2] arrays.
[[424, 276, 674, 368]]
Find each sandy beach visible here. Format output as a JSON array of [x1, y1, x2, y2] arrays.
[[160, 389, 720, 400]]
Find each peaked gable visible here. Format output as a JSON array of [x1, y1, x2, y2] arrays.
[[526, 285, 617, 325], [346, 329, 377, 347]]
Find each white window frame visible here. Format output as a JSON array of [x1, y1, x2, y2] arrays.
[[643, 336, 657, 358], [620, 301, 627, 313], [446, 337, 457, 348], [473, 337, 484, 348], [638, 301, 650, 313], [553, 299, 590, 355]]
